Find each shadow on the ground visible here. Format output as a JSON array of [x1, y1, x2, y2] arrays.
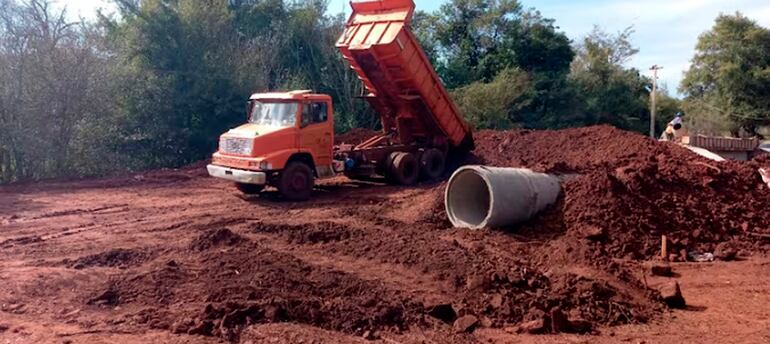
[[683, 305, 708, 312], [236, 177, 443, 211]]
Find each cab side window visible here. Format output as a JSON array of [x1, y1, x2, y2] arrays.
[[302, 102, 328, 126]]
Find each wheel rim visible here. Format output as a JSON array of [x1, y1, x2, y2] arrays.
[[403, 160, 416, 178], [290, 173, 307, 192], [397, 154, 418, 183], [430, 155, 442, 174]]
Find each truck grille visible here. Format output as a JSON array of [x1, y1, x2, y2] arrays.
[[219, 137, 253, 156]]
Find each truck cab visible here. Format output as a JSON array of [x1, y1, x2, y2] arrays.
[[207, 90, 335, 201]]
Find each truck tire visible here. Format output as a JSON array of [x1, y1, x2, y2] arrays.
[[278, 162, 314, 201], [420, 148, 446, 180], [235, 183, 264, 194], [383, 152, 400, 184], [389, 152, 419, 185]]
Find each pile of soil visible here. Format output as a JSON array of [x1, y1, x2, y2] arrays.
[[90, 230, 424, 341], [65, 248, 151, 269], [189, 228, 245, 251], [472, 126, 770, 261]]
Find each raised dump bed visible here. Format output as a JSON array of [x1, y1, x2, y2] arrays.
[[336, 0, 473, 149]]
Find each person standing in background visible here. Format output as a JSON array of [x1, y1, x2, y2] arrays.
[[661, 112, 685, 141]]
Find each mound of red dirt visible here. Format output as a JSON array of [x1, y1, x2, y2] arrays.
[[89, 235, 424, 341], [472, 126, 770, 260], [189, 228, 245, 251], [86, 221, 656, 341]]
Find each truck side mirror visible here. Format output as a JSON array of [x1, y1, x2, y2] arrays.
[[245, 101, 251, 119]]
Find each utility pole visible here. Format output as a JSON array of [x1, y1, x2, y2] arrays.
[[649, 65, 663, 138]]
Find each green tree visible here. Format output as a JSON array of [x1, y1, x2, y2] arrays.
[[451, 68, 532, 129], [569, 27, 651, 132], [0, 0, 116, 182], [680, 13, 770, 137], [416, 0, 574, 129], [103, 0, 371, 170], [423, 0, 573, 88], [104, 0, 245, 169]]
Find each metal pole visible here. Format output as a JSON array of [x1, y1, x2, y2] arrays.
[[649, 65, 663, 138]]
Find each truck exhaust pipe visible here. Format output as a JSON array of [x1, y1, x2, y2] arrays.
[[444, 166, 561, 229]]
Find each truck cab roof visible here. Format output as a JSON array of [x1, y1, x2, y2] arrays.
[[249, 90, 331, 101]]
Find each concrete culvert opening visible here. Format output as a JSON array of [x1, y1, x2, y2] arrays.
[[445, 169, 491, 229], [445, 166, 562, 229]]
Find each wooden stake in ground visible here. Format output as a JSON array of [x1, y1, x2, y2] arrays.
[[661, 235, 668, 260]]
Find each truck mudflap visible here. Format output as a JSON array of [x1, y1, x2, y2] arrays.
[[207, 164, 267, 185]]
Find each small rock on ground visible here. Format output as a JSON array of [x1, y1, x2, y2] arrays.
[[568, 318, 594, 334], [453, 315, 479, 333], [651, 264, 673, 277], [659, 281, 686, 309], [515, 319, 546, 334], [714, 242, 737, 261]]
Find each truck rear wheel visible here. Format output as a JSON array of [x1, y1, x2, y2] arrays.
[[420, 148, 446, 180], [235, 183, 264, 194], [278, 162, 314, 201], [388, 152, 419, 185]]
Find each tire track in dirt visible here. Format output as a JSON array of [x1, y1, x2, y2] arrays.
[[240, 218, 459, 308], [27, 204, 129, 221], [249, 231, 457, 306]]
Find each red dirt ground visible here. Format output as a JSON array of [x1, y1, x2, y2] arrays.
[[2, 126, 769, 343]]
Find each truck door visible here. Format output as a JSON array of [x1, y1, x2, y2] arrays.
[[299, 101, 333, 168]]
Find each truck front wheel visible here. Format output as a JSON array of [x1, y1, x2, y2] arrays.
[[278, 162, 314, 201]]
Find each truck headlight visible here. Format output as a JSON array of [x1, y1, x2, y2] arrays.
[[247, 160, 271, 170]]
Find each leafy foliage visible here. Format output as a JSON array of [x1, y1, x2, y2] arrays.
[[0, 0, 117, 182], [681, 13, 770, 137], [451, 68, 531, 129], [105, 0, 371, 169], [413, 0, 576, 129], [569, 27, 651, 132]]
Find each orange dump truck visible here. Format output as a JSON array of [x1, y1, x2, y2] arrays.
[[207, 0, 473, 200]]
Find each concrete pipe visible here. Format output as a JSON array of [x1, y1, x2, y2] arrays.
[[444, 166, 561, 229]]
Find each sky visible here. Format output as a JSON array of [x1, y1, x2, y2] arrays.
[[63, 0, 770, 94]]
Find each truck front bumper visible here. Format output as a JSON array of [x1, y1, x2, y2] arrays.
[[207, 164, 267, 185]]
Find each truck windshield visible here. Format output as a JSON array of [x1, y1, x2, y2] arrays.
[[249, 101, 298, 127]]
